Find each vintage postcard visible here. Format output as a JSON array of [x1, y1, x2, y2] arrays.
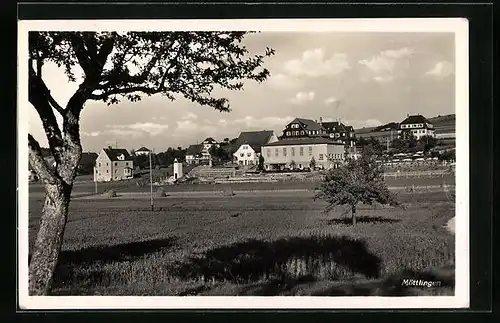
[[18, 18, 469, 309]]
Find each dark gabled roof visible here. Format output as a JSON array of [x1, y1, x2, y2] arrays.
[[103, 148, 133, 161], [400, 115, 431, 125], [186, 144, 203, 155], [263, 137, 345, 147], [235, 130, 275, 151], [321, 121, 354, 133], [136, 146, 151, 152], [203, 137, 217, 143], [293, 118, 325, 131]]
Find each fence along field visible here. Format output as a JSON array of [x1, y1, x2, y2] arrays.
[[28, 184, 455, 296]]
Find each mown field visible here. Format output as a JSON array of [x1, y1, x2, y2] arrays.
[[29, 174, 455, 195], [28, 189, 455, 296]]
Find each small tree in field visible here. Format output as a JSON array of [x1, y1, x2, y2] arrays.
[[27, 31, 274, 295], [309, 156, 316, 170], [314, 146, 400, 226], [258, 154, 265, 171]]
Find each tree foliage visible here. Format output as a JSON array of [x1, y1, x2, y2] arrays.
[[27, 31, 274, 295], [258, 154, 265, 171], [314, 146, 400, 226]]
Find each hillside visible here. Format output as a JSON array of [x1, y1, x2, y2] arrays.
[[354, 114, 455, 133], [428, 114, 455, 128]]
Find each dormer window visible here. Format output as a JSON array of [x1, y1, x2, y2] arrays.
[[117, 154, 125, 161]]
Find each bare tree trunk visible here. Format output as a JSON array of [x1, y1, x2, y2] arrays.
[[351, 204, 357, 226], [28, 182, 71, 295]]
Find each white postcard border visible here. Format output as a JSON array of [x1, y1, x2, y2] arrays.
[[17, 18, 469, 310]]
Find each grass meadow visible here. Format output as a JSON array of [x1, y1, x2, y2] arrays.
[[27, 187, 455, 296]]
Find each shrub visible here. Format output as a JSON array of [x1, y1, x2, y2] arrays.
[[223, 187, 235, 196], [103, 189, 117, 198], [155, 187, 167, 197]]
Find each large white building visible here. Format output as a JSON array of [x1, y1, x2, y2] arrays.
[[233, 130, 278, 166], [398, 114, 436, 140], [261, 138, 346, 171]]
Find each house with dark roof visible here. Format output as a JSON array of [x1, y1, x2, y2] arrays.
[[354, 122, 398, 142], [398, 114, 435, 139], [261, 137, 346, 171], [280, 117, 329, 140], [185, 144, 208, 165], [135, 146, 152, 156], [232, 130, 278, 166], [200, 137, 219, 158], [94, 147, 134, 182], [320, 118, 356, 146]]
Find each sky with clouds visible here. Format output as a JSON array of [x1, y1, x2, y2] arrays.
[[27, 32, 455, 153]]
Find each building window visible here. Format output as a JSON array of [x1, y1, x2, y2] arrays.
[[309, 146, 313, 156], [291, 147, 295, 156], [125, 162, 129, 166], [275, 148, 279, 156], [283, 148, 287, 156], [267, 148, 271, 157], [319, 154, 324, 160], [300, 131, 304, 135], [106, 170, 109, 173], [240, 153, 244, 157], [247, 153, 251, 157], [106, 163, 108, 166], [115, 162, 117, 166], [286, 131, 291, 136], [114, 169, 117, 173], [99, 162, 101, 167], [300, 147, 304, 156]]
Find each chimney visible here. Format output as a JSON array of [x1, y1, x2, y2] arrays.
[[108, 145, 113, 150], [319, 117, 323, 124]]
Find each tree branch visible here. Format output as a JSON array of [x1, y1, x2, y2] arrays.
[[29, 63, 65, 163], [68, 34, 93, 77], [89, 85, 159, 101], [28, 134, 60, 185]]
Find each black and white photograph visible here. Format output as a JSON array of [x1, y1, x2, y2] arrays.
[[18, 18, 469, 309]]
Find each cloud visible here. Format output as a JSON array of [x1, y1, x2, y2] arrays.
[[425, 61, 454, 77], [383, 48, 414, 59], [284, 48, 351, 77], [358, 47, 413, 83], [82, 131, 101, 137], [324, 96, 339, 105], [289, 91, 315, 105], [181, 112, 198, 120], [344, 119, 383, 129], [267, 73, 304, 90], [174, 119, 217, 135], [232, 116, 294, 129], [105, 122, 169, 137], [373, 75, 394, 83], [359, 47, 413, 73]]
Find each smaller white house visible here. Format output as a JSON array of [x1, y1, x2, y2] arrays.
[[233, 130, 278, 166], [201, 137, 219, 155], [134, 147, 152, 156], [94, 147, 134, 182]]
